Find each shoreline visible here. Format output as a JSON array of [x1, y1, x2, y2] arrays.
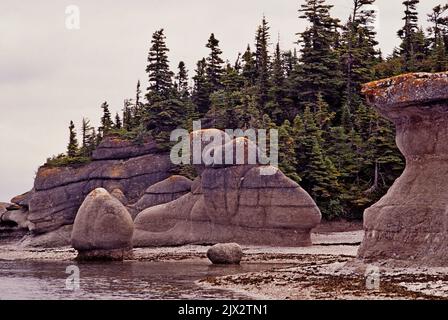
[[2, 230, 448, 300]]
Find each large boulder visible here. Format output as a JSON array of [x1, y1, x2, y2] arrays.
[[71, 188, 134, 260], [207, 243, 243, 265], [129, 175, 192, 216], [133, 134, 321, 247], [358, 72, 448, 266], [23, 136, 173, 234]]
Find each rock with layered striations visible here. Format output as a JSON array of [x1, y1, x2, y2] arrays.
[[20, 225, 73, 248], [129, 175, 192, 217], [133, 132, 321, 247], [358, 72, 448, 266], [71, 188, 134, 260], [207, 243, 243, 265], [22, 136, 173, 234], [11, 191, 33, 209]]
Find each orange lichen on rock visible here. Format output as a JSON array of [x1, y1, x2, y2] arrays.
[[362, 72, 448, 109]]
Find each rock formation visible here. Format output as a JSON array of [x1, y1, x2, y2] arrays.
[[207, 243, 243, 265], [358, 72, 448, 266], [129, 175, 192, 217], [71, 188, 134, 260], [14, 136, 173, 234], [0, 202, 30, 242], [133, 133, 321, 247]]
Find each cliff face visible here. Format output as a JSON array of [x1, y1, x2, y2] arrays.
[[358, 72, 448, 266], [11, 137, 174, 234]]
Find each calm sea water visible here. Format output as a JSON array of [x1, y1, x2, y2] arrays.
[[0, 260, 280, 300]]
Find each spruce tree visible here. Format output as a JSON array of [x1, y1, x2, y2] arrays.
[[340, 0, 379, 111], [278, 120, 301, 183], [81, 118, 92, 150], [397, 0, 428, 72], [241, 45, 257, 86], [67, 120, 79, 158], [175, 61, 190, 99], [122, 99, 133, 131], [100, 101, 113, 135], [427, 4, 448, 71], [132, 80, 144, 128], [192, 58, 211, 116], [80, 118, 96, 157], [145, 29, 174, 104], [146, 99, 187, 148], [296, 0, 344, 108], [255, 16, 271, 111], [205, 33, 224, 92], [267, 42, 287, 123], [115, 113, 122, 129]]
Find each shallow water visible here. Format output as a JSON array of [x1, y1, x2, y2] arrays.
[[0, 260, 282, 300]]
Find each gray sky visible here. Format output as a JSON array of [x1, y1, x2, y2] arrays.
[[0, 0, 443, 201]]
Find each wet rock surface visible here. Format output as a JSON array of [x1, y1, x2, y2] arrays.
[[207, 243, 243, 265]]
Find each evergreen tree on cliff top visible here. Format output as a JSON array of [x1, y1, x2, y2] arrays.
[[67, 120, 79, 157], [205, 33, 225, 92], [175, 61, 190, 100], [296, 0, 344, 108], [427, 4, 448, 72], [192, 58, 211, 116], [255, 16, 271, 112], [397, 0, 428, 72], [145, 29, 174, 104], [100, 101, 113, 135], [340, 0, 380, 111], [144, 29, 186, 147]]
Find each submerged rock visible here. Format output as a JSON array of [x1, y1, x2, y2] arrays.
[[207, 243, 243, 265], [71, 188, 134, 260], [358, 72, 448, 266]]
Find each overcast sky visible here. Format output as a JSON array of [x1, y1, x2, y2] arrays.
[[0, 0, 443, 201]]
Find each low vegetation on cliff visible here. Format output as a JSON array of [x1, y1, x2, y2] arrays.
[[49, 0, 448, 220]]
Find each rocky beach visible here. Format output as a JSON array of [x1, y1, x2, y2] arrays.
[[2, 227, 448, 300]]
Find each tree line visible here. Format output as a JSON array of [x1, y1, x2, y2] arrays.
[[55, 0, 448, 220]]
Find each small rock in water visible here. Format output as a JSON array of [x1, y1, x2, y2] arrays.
[[207, 243, 243, 265]]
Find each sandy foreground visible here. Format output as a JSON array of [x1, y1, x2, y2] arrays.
[[1, 230, 448, 300]]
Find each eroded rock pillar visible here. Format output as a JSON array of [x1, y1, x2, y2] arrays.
[[358, 72, 448, 265]]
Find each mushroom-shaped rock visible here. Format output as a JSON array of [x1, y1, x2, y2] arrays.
[[131, 175, 193, 214], [358, 72, 448, 266], [71, 188, 134, 260], [207, 243, 243, 265]]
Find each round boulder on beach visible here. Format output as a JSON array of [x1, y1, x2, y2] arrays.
[[207, 243, 243, 265], [71, 188, 134, 260]]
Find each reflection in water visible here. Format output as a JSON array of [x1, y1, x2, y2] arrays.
[[0, 260, 281, 300]]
